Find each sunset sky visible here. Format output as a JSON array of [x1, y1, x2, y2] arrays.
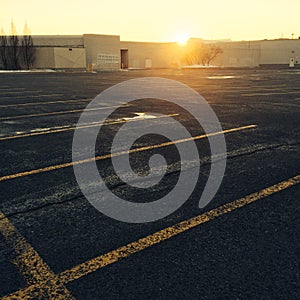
[[1, 0, 300, 42]]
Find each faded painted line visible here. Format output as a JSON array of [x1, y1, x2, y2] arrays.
[[0, 125, 257, 182], [0, 94, 63, 100], [3, 174, 300, 299], [0, 105, 124, 121], [0, 211, 75, 299], [243, 91, 300, 96], [0, 114, 178, 141], [0, 90, 41, 95], [0, 98, 92, 108], [0, 88, 25, 91]]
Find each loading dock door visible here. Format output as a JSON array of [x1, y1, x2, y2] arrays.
[[121, 49, 128, 69]]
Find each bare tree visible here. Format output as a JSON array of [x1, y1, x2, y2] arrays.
[[21, 23, 35, 69], [200, 46, 209, 66], [183, 43, 223, 66], [201, 44, 223, 66], [8, 20, 20, 70], [0, 28, 9, 70]]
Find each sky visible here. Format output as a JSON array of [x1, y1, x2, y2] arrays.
[[1, 0, 300, 42]]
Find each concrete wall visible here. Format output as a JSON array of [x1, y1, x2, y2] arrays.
[[1, 34, 119, 70], [121, 39, 300, 69], [214, 41, 261, 67], [211, 39, 300, 67], [120, 41, 182, 69], [32, 35, 83, 47], [178, 39, 260, 67], [260, 39, 300, 66], [33, 47, 55, 69], [83, 34, 120, 71], [31, 36, 85, 69], [32, 47, 86, 69], [54, 47, 86, 69]]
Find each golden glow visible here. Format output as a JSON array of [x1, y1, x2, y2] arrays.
[[175, 32, 189, 45], [0, 1, 300, 42]]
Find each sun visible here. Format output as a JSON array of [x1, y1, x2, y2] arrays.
[[175, 32, 189, 46]]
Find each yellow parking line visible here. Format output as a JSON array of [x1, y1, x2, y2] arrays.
[[58, 174, 300, 283], [0, 105, 123, 121], [0, 124, 257, 182], [0, 211, 75, 299], [2, 174, 300, 299], [0, 114, 178, 141], [0, 98, 92, 108]]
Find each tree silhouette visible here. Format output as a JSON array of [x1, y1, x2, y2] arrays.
[[183, 43, 223, 66], [21, 22, 35, 69], [202, 44, 223, 66], [0, 29, 9, 69], [8, 20, 20, 70], [0, 22, 35, 70]]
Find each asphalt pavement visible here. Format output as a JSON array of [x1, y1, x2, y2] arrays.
[[0, 68, 299, 299]]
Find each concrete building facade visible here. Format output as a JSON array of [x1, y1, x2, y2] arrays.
[[1, 34, 300, 70], [31, 34, 120, 70], [119, 41, 182, 69], [259, 39, 300, 66], [213, 41, 261, 67], [83, 34, 120, 71]]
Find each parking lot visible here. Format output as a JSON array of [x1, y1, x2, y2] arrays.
[[0, 68, 299, 299]]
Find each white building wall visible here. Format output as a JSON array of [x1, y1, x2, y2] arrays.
[[31, 36, 86, 69], [32, 35, 84, 47], [83, 34, 120, 71], [259, 40, 300, 65], [54, 48, 86, 69], [32, 47, 55, 69], [214, 41, 261, 67], [120, 41, 182, 68]]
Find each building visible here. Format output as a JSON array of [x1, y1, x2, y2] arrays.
[[213, 39, 300, 68], [32, 34, 120, 71], [1, 33, 300, 70]]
